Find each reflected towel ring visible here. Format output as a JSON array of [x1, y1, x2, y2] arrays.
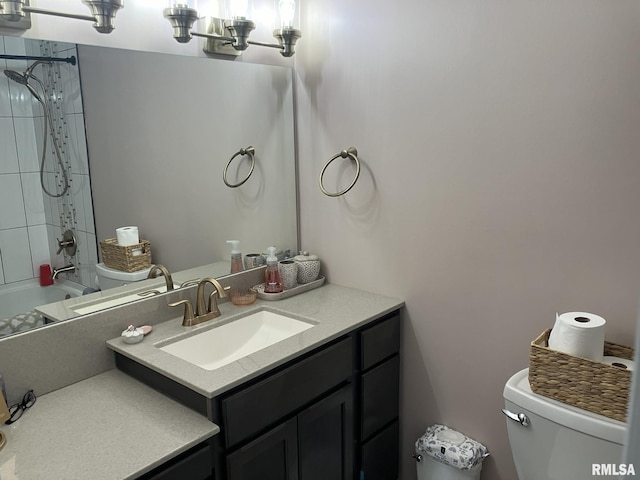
[[319, 147, 360, 197], [224, 146, 256, 188]]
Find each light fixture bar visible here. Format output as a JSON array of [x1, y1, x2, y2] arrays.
[[201, 16, 240, 56], [0, 0, 122, 33], [191, 31, 234, 43], [246, 40, 282, 50], [22, 6, 94, 22], [163, 4, 300, 57]]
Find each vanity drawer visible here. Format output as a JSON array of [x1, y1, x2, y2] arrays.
[[360, 420, 399, 480], [221, 337, 354, 447], [360, 312, 400, 370], [361, 355, 400, 440]]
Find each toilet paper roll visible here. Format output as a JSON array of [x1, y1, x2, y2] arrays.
[[116, 226, 139, 246], [603, 356, 635, 372], [548, 312, 606, 362]]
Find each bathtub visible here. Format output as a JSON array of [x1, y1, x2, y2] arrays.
[[0, 279, 85, 336]]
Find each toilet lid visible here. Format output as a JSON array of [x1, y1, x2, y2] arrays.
[[95, 263, 152, 282]]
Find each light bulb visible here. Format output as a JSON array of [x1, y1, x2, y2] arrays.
[[168, 0, 197, 8], [229, 0, 250, 19], [278, 0, 295, 28]]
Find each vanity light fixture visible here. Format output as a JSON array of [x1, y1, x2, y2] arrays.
[[0, 0, 123, 33], [163, 0, 301, 57]]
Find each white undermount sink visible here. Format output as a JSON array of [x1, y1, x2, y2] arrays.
[[159, 310, 315, 371]]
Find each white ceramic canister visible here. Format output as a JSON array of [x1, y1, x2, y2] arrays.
[[294, 252, 320, 284]]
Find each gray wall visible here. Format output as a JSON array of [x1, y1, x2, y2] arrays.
[[294, 1, 640, 479]]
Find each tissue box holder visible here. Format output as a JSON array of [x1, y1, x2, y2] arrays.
[[100, 238, 152, 272], [529, 328, 633, 422]]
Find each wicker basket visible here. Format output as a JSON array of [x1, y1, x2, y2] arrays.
[[99, 238, 152, 272], [529, 328, 634, 422]]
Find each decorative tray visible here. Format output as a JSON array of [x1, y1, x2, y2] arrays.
[[254, 276, 325, 301]]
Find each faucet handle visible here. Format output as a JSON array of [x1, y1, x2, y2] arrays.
[[168, 299, 195, 327], [56, 230, 77, 256], [179, 278, 200, 288]]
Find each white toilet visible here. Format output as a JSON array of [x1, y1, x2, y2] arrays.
[[503, 368, 626, 480], [95, 262, 153, 290]]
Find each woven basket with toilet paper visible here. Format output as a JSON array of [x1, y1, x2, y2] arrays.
[[100, 238, 152, 272], [529, 312, 634, 422]]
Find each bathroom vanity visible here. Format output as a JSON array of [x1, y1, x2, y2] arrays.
[[0, 282, 403, 479], [108, 284, 403, 480]]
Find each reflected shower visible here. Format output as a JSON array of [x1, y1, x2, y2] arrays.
[[2, 54, 76, 198]]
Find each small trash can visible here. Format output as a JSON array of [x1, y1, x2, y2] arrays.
[[414, 424, 489, 480]]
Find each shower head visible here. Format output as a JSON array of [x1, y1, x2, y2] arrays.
[[3, 69, 28, 86], [4, 69, 43, 102]]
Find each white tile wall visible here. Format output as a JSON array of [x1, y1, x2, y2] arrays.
[[0, 36, 97, 287], [0, 175, 26, 229], [0, 228, 33, 282], [0, 118, 19, 173]]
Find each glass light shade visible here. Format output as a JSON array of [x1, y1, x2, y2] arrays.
[[228, 0, 251, 19], [278, 0, 295, 28], [167, 0, 198, 8]]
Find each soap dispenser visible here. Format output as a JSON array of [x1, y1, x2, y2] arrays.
[[264, 246, 283, 293], [227, 240, 244, 274]]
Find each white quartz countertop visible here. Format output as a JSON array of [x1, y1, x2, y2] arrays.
[[0, 369, 219, 480], [106, 283, 405, 398]]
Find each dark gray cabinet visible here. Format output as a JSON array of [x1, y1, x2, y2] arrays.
[[358, 312, 401, 480], [226, 417, 299, 480], [226, 385, 353, 480], [116, 309, 401, 480]]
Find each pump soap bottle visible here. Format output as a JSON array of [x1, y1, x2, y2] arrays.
[[264, 246, 283, 293], [227, 240, 244, 274]]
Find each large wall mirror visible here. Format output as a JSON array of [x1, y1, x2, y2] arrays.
[[0, 35, 298, 336]]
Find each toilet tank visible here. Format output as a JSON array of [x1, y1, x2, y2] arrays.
[[95, 263, 152, 290], [503, 369, 626, 480]]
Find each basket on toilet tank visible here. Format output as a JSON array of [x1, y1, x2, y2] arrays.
[[100, 238, 152, 272], [415, 424, 488, 480], [529, 328, 634, 422]]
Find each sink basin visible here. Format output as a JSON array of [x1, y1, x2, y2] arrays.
[[159, 310, 315, 371]]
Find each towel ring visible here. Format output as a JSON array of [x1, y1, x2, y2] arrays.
[[223, 146, 255, 188], [319, 147, 360, 197]]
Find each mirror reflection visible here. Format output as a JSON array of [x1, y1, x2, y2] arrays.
[[0, 35, 298, 337]]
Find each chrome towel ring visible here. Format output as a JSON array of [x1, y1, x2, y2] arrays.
[[319, 147, 360, 197], [223, 146, 256, 188]]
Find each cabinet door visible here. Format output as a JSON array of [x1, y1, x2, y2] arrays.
[[298, 385, 354, 480], [226, 417, 298, 480]]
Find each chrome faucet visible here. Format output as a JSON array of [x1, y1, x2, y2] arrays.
[[51, 263, 75, 279], [147, 264, 174, 291]]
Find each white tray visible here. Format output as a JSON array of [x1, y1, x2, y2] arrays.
[[254, 276, 325, 301]]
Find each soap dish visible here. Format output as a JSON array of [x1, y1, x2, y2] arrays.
[[254, 276, 325, 301], [121, 325, 144, 344]]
